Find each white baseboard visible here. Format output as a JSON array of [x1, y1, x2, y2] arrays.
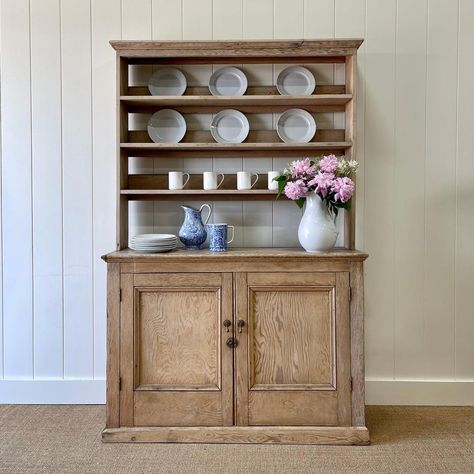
[[0, 379, 473, 405], [366, 379, 474, 406], [0, 380, 105, 404]]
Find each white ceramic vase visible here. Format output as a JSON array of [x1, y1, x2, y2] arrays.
[[298, 193, 338, 252]]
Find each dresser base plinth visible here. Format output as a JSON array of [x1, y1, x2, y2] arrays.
[[102, 425, 370, 445]]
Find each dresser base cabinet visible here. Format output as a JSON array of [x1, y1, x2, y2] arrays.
[[102, 249, 369, 445]]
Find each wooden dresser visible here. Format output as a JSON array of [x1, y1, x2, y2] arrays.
[[102, 248, 368, 445], [103, 39, 368, 444]]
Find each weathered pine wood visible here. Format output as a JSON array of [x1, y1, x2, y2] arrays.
[[350, 261, 366, 426], [106, 263, 120, 428], [102, 425, 370, 445]]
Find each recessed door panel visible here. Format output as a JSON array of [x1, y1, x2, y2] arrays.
[[120, 273, 233, 427], [137, 288, 219, 389], [236, 272, 351, 427]]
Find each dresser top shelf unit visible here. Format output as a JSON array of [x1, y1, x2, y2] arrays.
[[111, 38, 361, 250]]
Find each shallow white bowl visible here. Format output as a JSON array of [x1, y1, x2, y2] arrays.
[[209, 67, 248, 96], [276, 109, 317, 143], [276, 66, 316, 96], [148, 68, 187, 96], [210, 109, 249, 143], [147, 109, 186, 144]]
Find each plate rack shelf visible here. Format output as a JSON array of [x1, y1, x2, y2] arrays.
[[111, 39, 363, 250]]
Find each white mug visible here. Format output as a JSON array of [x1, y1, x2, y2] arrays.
[[267, 171, 280, 191], [237, 171, 259, 190], [203, 171, 225, 190], [168, 171, 190, 190]]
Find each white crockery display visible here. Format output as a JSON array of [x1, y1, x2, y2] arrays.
[[210, 109, 249, 143], [148, 68, 187, 96], [276, 66, 316, 96], [203, 171, 225, 190], [209, 67, 248, 96], [276, 108, 317, 143], [147, 109, 187, 143], [237, 171, 259, 190], [168, 171, 190, 190], [267, 171, 280, 191]]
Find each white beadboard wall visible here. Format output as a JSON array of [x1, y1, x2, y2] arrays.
[[0, 0, 473, 405]]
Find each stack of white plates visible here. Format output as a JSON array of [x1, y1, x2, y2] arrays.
[[130, 234, 178, 253]]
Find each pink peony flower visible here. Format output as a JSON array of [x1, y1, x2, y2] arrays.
[[331, 177, 355, 202], [308, 172, 335, 198], [319, 154, 339, 173], [284, 179, 308, 200], [290, 158, 316, 179]]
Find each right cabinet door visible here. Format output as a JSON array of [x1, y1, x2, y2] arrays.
[[235, 272, 351, 427]]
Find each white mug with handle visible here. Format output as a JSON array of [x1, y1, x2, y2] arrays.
[[203, 171, 225, 190], [237, 171, 259, 190], [168, 171, 190, 190], [267, 171, 280, 191]]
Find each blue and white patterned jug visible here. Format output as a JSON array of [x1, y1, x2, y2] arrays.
[[178, 204, 212, 250]]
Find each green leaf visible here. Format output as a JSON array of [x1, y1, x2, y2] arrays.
[[296, 198, 305, 209]]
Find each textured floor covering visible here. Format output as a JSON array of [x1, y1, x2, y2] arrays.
[[0, 405, 473, 473]]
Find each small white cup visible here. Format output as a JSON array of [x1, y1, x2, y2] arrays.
[[267, 171, 280, 191], [237, 171, 259, 190], [168, 171, 190, 190], [203, 171, 225, 190]]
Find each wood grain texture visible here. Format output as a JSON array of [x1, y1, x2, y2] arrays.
[[134, 391, 223, 427], [248, 391, 337, 426], [106, 263, 120, 428], [249, 287, 334, 386], [102, 425, 370, 445], [126, 272, 233, 427], [135, 288, 220, 387], [119, 273, 134, 427]]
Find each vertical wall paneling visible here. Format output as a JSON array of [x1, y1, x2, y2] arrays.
[[364, 0, 396, 379], [455, 0, 474, 379], [91, 0, 121, 378], [182, 0, 212, 40], [151, 0, 182, 40], [334, 0, 366, 249], [272, 0, 303, 246], [243, 0, 273, 39], [30, 0, 63, 378], [61, 0, 94, 378], [0, 0, 34, 378], [393, 0, 427, 379], [423, 0, 458, 379], [0, 0, 473, 403], [213, 0, 243, 39], [122, 0, 154, 239]]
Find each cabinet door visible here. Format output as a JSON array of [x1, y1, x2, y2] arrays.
[[120, 273, 233, 427], [235, 272, 351, 426]]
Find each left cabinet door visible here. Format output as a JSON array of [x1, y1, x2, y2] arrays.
[[119, 272, 233, 427]]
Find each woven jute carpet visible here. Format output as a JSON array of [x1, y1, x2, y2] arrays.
[[0, 405, 473, 473]]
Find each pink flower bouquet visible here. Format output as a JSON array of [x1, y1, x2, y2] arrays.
[[275, 155, 358, 215]]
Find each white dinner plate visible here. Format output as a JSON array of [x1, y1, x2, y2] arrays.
[[130, 247, 176, 253], [276, 66, 316, 96], [147, 109, 186, 143], [132, 234, 177, 241], [209, 67, 248, 96], [148, 68, 187, 96], [210, 109, 249, 143], [276, 109, 317, 143]]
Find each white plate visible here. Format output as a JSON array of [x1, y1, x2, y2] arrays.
[[147, 110, 186, 143], [210, 109, 249, 143], [132, 234, 177, 241], [276, 66, 316, 96], [148, 68, 187, 96], [209, 67, 248, 96], [130, 247, 176, 253], [277, 109, 317, 143]]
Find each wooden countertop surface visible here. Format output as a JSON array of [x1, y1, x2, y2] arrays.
[[102, 247, 368, 263]]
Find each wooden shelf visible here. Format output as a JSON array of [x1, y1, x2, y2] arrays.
[[120, 141, 352, 155], [120, 94, 352, 111], [120, 189, 281, 201]]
